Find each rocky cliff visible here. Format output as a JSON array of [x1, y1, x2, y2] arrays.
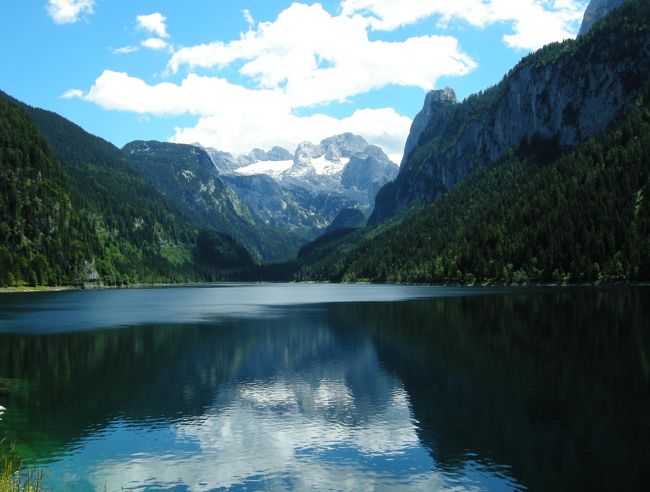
[[578, 0, 626, 36], [371, 0, 649, 224]]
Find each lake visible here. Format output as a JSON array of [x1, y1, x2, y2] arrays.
[[0, 284, 648, 491]]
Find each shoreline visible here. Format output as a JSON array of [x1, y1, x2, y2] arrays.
[[1, 280, 649, 294]]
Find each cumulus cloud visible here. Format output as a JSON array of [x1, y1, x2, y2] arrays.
[[77, 70, 411, 159], [46, 0, 95, 24], [168, 3, 475, 108], [171, 107, 412, 162], [141, 38, 168, 51], [74, 3, 483, 159], [136, 13, 169, 38], [341, 0, 589, 50], [60, 88, 84, 99]]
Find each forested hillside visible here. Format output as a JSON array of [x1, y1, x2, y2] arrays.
[[123, 140, 305, 262], [0, 94, 92, 286], [0, 92, 254, 286], [296, 86, 650, 284]]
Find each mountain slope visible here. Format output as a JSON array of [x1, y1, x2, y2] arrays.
[[296, 2, 650, 284], [297, 85, 650, 283], [371, 0, 650, 223], [122, 140, 307, 262], [0, 93, 92, 286], [16, 99, 253, 284]]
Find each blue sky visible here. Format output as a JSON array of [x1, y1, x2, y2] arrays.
[[0, 0, 589, 161]]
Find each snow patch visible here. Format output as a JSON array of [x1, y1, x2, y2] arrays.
[[311, 156, 349, 176], [235, 160, 294, 177]]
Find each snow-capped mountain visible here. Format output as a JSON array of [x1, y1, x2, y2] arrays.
[[198, 133, 398, 239]]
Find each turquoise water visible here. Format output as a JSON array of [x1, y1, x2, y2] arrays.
[[0, 284, 648, 490]]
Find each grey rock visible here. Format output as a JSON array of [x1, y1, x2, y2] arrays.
[[320, 133, 369, 157], [266, 146, 293, 161], [203, 148, 253, 174], [401, 87, 457, 166], [247, 146, 293, 162], [579, 0, 626, 36], [341, 145, 399, 199]]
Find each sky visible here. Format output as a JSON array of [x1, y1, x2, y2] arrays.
[[0, 0, 590, 163]]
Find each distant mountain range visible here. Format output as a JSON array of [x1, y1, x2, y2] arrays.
[[200, 133, 397, 234]]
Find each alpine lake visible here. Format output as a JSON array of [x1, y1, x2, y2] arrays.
[[0, 284, 648, 491]]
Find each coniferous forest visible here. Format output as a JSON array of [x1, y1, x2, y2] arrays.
[[296, 86, 650, 284], [0, 92, 254, 287]]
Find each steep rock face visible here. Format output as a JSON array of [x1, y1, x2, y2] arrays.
[[341, 145, 399, 199], [202, 148, 252, 174], [401, 87, 457, 166], [371, 0, 650, 224], [222, 174, 354, 233], [579, 0, 626, 36]]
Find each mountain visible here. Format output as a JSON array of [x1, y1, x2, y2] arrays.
[[122, 140, 255, 240], [5, 94, 254, 285], [323, 208, 366, 235], [122, 140, 307, 262], [0, 92, 92, 286], [295, 0, 650, 284], [208, 133, 397, 238], [370, 0, 650, 224], [579, 0, 626, 35]]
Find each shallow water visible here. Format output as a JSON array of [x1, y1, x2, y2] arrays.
[[0, 284, 648, 490]]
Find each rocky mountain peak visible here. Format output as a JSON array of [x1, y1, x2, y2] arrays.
[[294, 141, 324, 167], [578, 0, 626, 36], [401, 87, 458, 166], [249, 146, 293, 162], [320, 133, 369, 157], [267, 146, 294, 161]]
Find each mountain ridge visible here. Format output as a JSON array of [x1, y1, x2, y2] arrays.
[[370, 0, 649, 224], [294, 0, 650, 284]]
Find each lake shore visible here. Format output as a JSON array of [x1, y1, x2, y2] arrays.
[[1, 279, 648, 294]]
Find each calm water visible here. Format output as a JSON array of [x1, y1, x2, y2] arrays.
[[0, 284, 648, 491]]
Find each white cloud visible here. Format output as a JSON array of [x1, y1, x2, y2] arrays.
[[243, 9, 255, 27], [46, 0, 94, 24], [112, 45, 139, 55], [167, 2, 476, 107], [171, 106, 412, 162], [75, 3, 484, 159], [60, 88, 83, 99], [77, 70, 411, 159], [141, 38, 168, 51], [136, 12, 169, 38], [341, 0, 589, 50]]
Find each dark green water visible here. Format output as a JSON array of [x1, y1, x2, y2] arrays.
[[0, 284, 648, 491]]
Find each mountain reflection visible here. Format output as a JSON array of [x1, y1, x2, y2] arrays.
[[0, 286, 648, 490]]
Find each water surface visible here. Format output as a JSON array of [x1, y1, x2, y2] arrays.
[[0, 284, 648, 490]]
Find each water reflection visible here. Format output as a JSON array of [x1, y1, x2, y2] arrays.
[[0, 286, 648, 490]]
